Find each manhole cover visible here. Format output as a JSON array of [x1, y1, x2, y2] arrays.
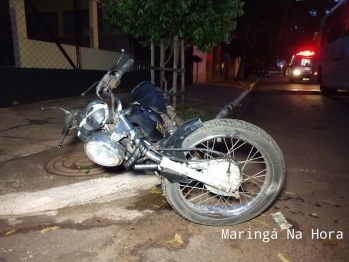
[[44, 151, 107, 177]]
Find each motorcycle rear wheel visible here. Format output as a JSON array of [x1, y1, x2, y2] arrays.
[[161, 119, 285, 226]]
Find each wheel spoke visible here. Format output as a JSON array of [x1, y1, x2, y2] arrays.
[[181, 181, 200, 197], [199, 142, 216, 159], [223, 197, 237, 209], [227, 139, 246, 156], [175, 133, 271, 216], [239, 191, 258, 200], [187, 190, 210, 202], [239, 184, 250, 203], [241, 168, 267, 182], [238, 160, 266, 164], [241, 146, 259, 171], [223, 137, 230, 154], [242, 170, 266, 186]]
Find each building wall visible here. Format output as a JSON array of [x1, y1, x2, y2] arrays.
[[1, 0, 143, 108], [0, 67, 150, 108], [193, 45, 240, 84], [212, 45, 222, 81], [192, 46, 207, 84], [8, 0, 128, 70], [228, 56, 240, 79]]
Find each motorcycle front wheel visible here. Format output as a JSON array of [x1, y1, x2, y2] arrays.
[[162, 119, 285, 226]]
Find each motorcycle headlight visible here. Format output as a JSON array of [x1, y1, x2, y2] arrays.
[[84, 100, 109, 129], [293, 69, 301, 76], [84, 132, 125, 167]]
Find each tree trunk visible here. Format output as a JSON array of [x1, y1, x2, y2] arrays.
[[180, 39, 185, 107], [150, 42, 155, 84], [160, 40, 165, 90], [172, 35, 179, 109], [236, 46, 247, 81]]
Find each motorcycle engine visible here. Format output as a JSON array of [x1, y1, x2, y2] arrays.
[[84, 131, 125, 167]]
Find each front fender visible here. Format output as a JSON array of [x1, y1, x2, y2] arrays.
[[160, 118, 203, 184], [163, 117, 203, 157]]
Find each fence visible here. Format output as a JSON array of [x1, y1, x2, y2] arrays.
[[1, 0, 133, 70], [0, 0, 154, 108]]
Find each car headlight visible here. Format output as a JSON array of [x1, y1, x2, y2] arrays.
[[293, 69, 301, 76]]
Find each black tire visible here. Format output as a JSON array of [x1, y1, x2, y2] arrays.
[[162, 119, 285, 226], [320, 84, 336, 95], [318, 66, 336, 95]]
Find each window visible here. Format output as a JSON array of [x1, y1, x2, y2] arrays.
[[294, 57, 312, 67], [321, 2, 347, 46]]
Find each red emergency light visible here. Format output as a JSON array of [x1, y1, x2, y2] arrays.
[[296, 50, 315, 56]]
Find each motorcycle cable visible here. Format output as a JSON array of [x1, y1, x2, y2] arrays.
[[81, 81, 99, 96]]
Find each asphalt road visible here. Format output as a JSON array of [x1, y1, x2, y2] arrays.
[[1, 75, 348, 261]]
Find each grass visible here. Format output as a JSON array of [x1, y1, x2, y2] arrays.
[[178, 108, 217, 122]]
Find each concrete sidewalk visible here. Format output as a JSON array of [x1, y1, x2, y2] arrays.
[[185, 77, 258, 118]]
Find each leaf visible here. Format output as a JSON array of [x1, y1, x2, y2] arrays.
[[105, 0, 244, 50], [40, 226, 60, 234], [174, 233, 183, 244], [310, 213, 318, 218], [80, 166, 91, 175], [278, 253, 289, 262], [5, 229, 18, 236], [150, 187, 162, 194], [118, 240, 127, 247], [166, 233, 183, 244], [96, 217, 105, 222], [323, 200, 336, 205]]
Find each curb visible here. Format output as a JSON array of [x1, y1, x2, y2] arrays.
[[214, 79, 259, 119]]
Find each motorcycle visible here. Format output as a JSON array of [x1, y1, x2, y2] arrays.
[[43, 51, 285, 226]]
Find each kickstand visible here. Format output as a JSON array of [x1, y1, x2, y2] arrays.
[[58, 126, 69, 148]]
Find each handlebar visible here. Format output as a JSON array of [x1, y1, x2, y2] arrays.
[[96, 58, 134, 96], [107, 48, 125, 74], [94, 58, 134, 117], [115, 58, 134, 78]]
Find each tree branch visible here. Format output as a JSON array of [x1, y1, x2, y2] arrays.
[[164, 50, 174, 66]]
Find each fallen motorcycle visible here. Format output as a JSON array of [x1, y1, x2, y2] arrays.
[[43, 51, 285, 226]]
